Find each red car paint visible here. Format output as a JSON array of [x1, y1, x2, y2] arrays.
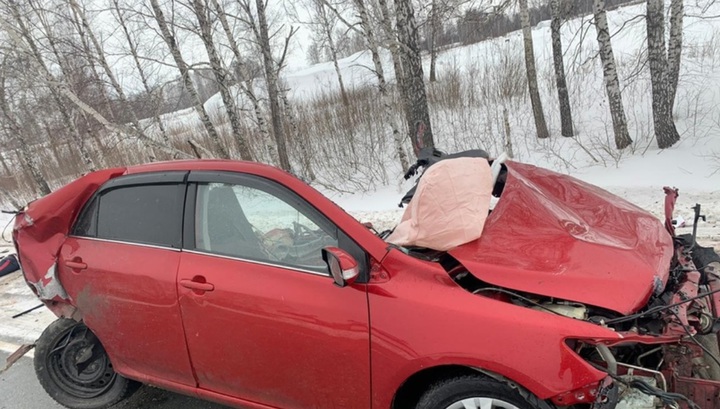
[[449, 162, 674, 315], [11, 159, 718, 409]]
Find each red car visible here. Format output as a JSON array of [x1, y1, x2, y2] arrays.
[[12, 158, 720, 409]]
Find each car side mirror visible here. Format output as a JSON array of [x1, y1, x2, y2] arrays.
[[322, 247, 360, 287]]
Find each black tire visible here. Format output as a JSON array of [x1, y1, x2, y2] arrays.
[[416, 375, 551, 409], [34, 318, 138, 409]]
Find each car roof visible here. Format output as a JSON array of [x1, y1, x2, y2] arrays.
[[126, 159, 280, 176]]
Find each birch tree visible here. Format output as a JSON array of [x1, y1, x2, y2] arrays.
[[377, 0, 413, 141], [149, 0, 229, 158], [320, 0, 410, 170], [549, 0, 573, 137], [593, 0, 632, 149], [256, 0, 291, 171], [111, 0, 172, 153], [209, 0, 272, 155], [0, 57, 51, 195], [355, 0, 409, 170], [235, 0, 292, 171], [68, 0, 160, 160], [190, 0, 252, 160], [311, 0, 349, 105], [519, 0, 549, 139], [428, 0, 439, 82], [667, 0, 683, 111], [395, 0, 434, 153], [3, 0, 97, 170], [647, 0, 680, 148]]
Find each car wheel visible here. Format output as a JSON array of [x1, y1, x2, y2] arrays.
[[34, 318, 138, 409], [416, 375, 550, 409]]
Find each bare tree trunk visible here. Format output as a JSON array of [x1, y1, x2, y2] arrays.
[[354, 0, 409, 171], [255, 0, 291, 172], [32, 6, 104, 168], [279, 90, 314, 180], [315, 0, 349, 106], [209, 0, 271, 159], [667, 0, 683, 112], [377, 0, 413, 140], [68, 0, 161, 161], [6, 0, 96, 171], [112, 0, 172, 154], [0, 65, 51, 195], [149, 0, 228, 158], [191, 0, 252, 160], [647, 0, 680, 149], [549, 0, 573, 137], [429, 0, 438, 83], [64, 2, 116, 124], [502, 107, 514, 158], [593, 0, 632, 149], [519, 0, 549, 139], [395, 0, 434, 154]]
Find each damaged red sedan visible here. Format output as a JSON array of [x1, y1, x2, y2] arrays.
[[11, 156, 720, 409]]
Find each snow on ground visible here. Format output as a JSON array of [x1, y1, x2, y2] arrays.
[[10, 3, 720, 250]]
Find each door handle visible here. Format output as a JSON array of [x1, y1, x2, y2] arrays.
[[180, 279, 214, 292], [65, 260, 87, 270]]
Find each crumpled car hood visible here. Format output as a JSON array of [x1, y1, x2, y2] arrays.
[[13, 168, 125, 300], [448, 161, 674, 315]]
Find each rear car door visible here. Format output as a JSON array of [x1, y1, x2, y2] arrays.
[[177, 171, 371, 408], [58, 172, 196, 386]]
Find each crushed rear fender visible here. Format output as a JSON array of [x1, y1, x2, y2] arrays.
[[12, 168, 125, 305]]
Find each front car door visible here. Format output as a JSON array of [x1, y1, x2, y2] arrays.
[[58, 172, 196, 386], [177, 171, 371, 408]]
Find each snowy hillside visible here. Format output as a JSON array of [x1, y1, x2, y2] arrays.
[[6, 1, 718, 248], [272, 1, 720, 245]]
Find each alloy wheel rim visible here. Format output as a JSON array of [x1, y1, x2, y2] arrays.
[[445, 397, 521, 409]]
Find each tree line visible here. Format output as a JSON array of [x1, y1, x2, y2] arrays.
[[0, 0, 692, 203]]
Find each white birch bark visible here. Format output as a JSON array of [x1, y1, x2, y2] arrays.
[[5, 0, 97, 170], [550, 0, 573, 137], [209, 0, 271, 155], [354, 0, 409, 171], [394, 0, 434, 154], [112, 0, 173, 154], [254, 0, 292, 172], [647, 0, 680, 148], [519, 0, 549, 139], [593, 0, 632, 149], [149, 0, 229, 159], [191, 0, 252, 160], [667, 0, 683, 112]]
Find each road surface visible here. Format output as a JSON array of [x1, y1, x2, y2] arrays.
[[0, 350, 231, 409]]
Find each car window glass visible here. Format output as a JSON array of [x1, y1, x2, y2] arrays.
[[195, 183, 337, 273], [95, 184, 183, 248], [73, 196, 99, 237]]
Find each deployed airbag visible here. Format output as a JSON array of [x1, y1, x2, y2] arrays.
[[387, 157, 493, 251]]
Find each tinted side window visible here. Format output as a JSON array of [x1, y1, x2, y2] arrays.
[[73, 196, 99, 237], [94, 184, 184, 248]]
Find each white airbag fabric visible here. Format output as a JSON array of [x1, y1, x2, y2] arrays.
[[387, 157, 493, 251]]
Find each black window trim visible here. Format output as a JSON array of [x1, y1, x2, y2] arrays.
[[70, 170, 371, 282], [71, 171, 189, 250]]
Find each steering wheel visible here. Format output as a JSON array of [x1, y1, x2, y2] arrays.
[[292, 221, 321, 242]]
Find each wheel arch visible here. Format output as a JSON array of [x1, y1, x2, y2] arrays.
[[391, 364, 554, 409]]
